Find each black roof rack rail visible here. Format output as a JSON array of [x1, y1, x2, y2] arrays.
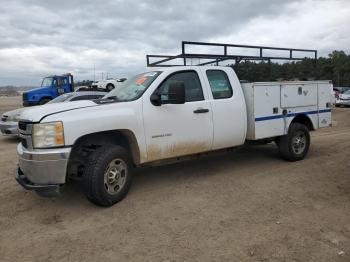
[[146, 41, 317, 67]]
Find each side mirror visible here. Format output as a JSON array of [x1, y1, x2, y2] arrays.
[[150, 93, 162, 106]]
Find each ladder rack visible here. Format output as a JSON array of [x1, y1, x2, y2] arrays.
[[146, 41, 317, 67]]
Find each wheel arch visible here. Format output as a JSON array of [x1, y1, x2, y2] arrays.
[[290, 114, 314, 131], [70, 129, 141, 165], [106, 83, 115, 90]]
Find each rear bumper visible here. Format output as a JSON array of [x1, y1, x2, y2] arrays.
[[0, 121, 18, 135], [17, 143, 71, 185]]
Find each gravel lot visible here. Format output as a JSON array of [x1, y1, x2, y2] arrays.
[[0, 96, 349, 262]]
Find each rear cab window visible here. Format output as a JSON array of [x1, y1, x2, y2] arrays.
[[206, 70, 233, 99]]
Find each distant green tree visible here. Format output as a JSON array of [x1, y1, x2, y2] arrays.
[[233, 50, 350, 87]]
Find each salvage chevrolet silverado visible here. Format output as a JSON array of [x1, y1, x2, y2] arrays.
[[15, 66, 332, 206]]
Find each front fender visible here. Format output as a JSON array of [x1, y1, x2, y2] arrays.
[[42, 100, 148, 163]]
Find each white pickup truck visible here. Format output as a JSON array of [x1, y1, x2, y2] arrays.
[[16, 66, 332, 206]]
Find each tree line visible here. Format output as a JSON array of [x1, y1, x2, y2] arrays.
[[233, 51, 350, 87]]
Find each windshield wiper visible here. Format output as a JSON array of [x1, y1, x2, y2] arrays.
[[106, 96, 119, 100]]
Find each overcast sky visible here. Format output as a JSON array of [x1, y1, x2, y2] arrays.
[[0, 0, 349, 86]]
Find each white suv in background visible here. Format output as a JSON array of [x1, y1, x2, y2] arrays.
[[91, 78, 127, 91]]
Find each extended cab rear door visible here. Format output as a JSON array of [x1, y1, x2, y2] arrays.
[[143, 69, 213, 162], [200, 67, 247, 149]]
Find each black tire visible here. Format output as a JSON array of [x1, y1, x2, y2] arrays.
[[39, 98, 51, 105], [106, 84, 114, 91], [82, 145, 133, 206], [278, 123, 310, 161]]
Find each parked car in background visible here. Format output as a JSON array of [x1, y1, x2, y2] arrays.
[[75, 86, 91, 91], [333, 87, 350, 99], [91, 78, 127, 91], [335, 89, 350, 107], [0, 91, 106, 136]]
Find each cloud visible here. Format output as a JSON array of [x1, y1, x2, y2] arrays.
[[0, 0, 348, 85]]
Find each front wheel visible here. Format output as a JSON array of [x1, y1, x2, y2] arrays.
[[278, 123, 310, 161], [82, 145, 133, 206]]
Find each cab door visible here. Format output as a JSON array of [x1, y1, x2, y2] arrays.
[[202, 68, 246, 149], [56, 77, 69, 94], [143, 70, 213, 161]]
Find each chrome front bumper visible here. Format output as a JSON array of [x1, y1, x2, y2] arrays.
[[17, 143, 71, 185], [0, 121, 18, 135]]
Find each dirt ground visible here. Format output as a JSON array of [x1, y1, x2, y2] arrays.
[[0, 96, 349, 262]]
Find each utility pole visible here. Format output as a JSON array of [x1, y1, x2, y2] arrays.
[[93, 63, 95, 82]]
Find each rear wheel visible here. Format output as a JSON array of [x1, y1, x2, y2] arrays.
[[82, 145, 133, 206], [278, 123, 310, 161], [106, 84, 115, 91]]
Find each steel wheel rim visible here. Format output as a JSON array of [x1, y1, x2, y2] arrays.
[[103, 158, 127, 195], [292, 131, 306, 155]]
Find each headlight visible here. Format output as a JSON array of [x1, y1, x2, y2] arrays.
[[32, 122, 65, 148]]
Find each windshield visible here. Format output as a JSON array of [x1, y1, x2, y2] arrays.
[[41, 77, 53, 87], [48, 93, 74, 103], [104, 71, 161, 101], [343, 90, 350, 95]]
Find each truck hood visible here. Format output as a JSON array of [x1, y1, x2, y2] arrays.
[[3, 107, 26, 118], [25, 86, 49, 94], [19, 100, 97, 122]]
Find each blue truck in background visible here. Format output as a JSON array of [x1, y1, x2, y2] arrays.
[[22, 74, 74, 106]]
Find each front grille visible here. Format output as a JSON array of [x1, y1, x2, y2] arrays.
[[18, 121, 28, 131], [1, 115, 7, 122], [22, 93, 28, 101], [18, 121, 33, 149]]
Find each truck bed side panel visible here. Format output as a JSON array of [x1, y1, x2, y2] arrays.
[[254, 84, 284, 139], [318, 83, 332, 128], [281, 83, 318, 108], [242, 81, 332, 140]]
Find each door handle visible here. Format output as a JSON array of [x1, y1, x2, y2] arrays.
[[193, 108, 209, 114]]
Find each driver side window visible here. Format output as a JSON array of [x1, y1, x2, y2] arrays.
[[158, 71, 204, 102]]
